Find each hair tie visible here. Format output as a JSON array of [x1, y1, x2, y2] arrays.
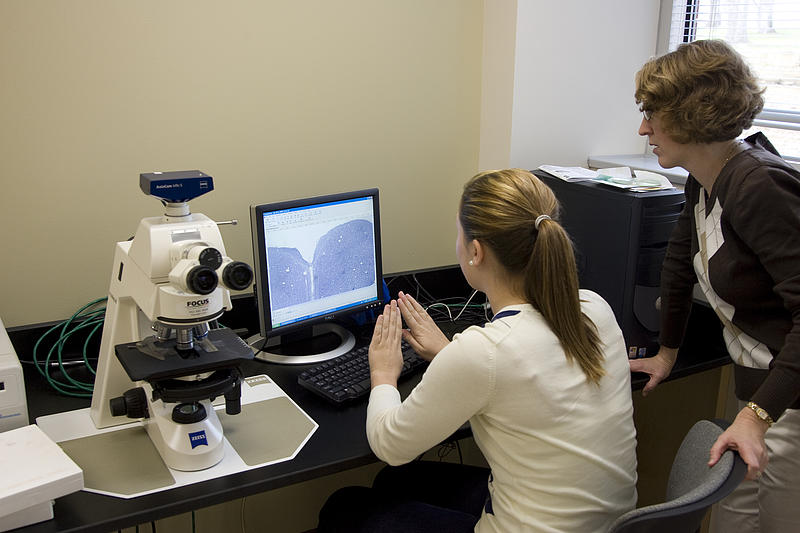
[[534, 214, 551, 230]]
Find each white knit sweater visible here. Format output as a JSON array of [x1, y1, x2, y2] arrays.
[[367, 290, 638, 533]]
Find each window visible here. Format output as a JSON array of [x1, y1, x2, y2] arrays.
[[666, 0, 800, 161]]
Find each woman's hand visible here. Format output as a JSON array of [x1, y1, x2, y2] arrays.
[[629, 346, 679, 396], [368, 300, 404, 388], [397, 291, 450, 361], [708, 406, 770, 480]]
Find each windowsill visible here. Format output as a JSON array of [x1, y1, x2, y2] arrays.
[[588, 153, 689, 185], [590, 152, 800, 183]]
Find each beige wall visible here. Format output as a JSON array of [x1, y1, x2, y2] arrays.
[[478, 0, 517, 170], [0, 1, 484, 327]]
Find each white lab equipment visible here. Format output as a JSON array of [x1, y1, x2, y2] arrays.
[[0, 317, 27, 433], [89, 171, 255, 471], [0, 424, 83, 532]]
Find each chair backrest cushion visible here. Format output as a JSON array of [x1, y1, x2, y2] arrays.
[[607, 419, 744, 533], [665, 420, 733, 502]]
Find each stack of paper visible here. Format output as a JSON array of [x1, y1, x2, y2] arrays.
[[0, 425, 84, 532]]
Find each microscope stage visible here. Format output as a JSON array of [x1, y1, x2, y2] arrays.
[[115, 328, 254, 381]]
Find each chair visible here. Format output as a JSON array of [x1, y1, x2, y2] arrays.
[[608, 419, 747, 533]]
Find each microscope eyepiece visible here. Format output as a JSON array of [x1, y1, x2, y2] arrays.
[[221, 261, 254, 291], [186, 265, 218, 295]]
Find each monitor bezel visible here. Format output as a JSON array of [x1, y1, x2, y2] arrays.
[[249, 188, 384, 340]]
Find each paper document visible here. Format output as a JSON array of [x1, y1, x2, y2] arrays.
[[593, 168, 675, 192], [538, 165, 598, 182]]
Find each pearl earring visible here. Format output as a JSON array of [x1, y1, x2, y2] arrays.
[[468, 260, 474, 266]]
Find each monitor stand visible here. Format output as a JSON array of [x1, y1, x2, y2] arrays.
[[246, 323, 356, 365]]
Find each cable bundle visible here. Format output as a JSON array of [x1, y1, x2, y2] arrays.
[[32, 297, 107, 397], [387, 274, 491, 324]]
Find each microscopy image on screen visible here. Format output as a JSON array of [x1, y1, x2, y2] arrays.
[[266, 219, 375, 310], [264, 247, 312, 309], [313, 219, 376, 299]]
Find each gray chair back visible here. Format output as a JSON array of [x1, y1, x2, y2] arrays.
[[607, 419, 747, 533]]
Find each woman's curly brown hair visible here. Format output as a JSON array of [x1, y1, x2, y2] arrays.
[[635, 39, 764, 144]]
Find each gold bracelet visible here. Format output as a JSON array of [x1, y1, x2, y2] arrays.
[[746, 401, 774, 427]]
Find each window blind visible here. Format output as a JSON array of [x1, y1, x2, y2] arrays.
[[668, 0, 800, 160]]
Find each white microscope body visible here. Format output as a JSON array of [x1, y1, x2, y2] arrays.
[[90, 171, 254, 472]]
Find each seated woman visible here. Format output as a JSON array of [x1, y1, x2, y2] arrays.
[[318, 169, 638, 532]]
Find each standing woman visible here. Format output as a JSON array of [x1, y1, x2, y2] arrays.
[[318, 169, 638, 532], [630, 39, 800, 532]]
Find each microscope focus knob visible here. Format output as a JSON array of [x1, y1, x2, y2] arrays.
[[109, 387, 149, 419]]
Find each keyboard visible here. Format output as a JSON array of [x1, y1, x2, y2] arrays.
[[297, 341, 427, 405]]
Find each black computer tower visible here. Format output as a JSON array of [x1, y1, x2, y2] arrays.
[[534, 170, 685, 358]]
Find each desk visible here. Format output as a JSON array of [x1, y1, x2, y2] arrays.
[[13, 272, 730, 533], [16, 312, 479, 533], [19, 358, 417, 533]]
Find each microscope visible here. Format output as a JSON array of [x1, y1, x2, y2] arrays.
[[90, 171, 255, 472]]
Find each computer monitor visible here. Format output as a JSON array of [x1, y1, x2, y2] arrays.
[[249, 188, 384, 364]]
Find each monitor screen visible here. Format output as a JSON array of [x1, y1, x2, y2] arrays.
[[250, 188, 384, 343]]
